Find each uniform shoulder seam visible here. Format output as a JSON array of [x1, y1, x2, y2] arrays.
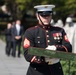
[[26, 26, 38, 31]]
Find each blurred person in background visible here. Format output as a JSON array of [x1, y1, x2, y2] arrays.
[[64, 17, 76, 53], [64, 17, 74, 44], [50, 19, 55, 26], [11, 19, 24, 57], [5, 23, 12, 56], [54, 19, 64, 28], [72, 29, 76, 53]]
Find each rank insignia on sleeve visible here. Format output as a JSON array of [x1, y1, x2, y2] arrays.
[[64, 35, 69, 42], [23, 38, 30, 48]]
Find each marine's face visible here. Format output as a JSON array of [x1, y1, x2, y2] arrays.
[[37, 13, 52, 25]]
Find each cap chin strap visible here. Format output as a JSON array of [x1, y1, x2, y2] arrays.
[[38, 14, 50, 26]]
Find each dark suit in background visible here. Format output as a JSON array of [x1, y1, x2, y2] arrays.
[[5, 23, 12, 56], [11, 20, 24, 57]]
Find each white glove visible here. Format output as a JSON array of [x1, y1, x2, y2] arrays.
[[46, 45, 56, 51]]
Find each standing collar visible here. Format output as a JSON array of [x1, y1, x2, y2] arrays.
[[38, 24, 51, 30]]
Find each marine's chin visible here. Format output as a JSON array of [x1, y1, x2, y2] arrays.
[[44, 23, 49, 26]]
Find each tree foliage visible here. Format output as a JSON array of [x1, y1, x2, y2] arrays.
[[2, 0, 76, 21]]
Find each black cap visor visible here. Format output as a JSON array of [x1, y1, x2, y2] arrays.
[[38, 11, 52, 17]]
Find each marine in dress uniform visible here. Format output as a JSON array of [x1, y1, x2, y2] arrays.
[[23, 5, 72, 75]]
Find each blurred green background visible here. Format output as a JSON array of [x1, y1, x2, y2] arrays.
[[0, 0, 76, 75], [0, 0, 76, 32]]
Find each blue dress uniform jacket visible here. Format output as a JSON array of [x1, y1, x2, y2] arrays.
[[23, 24, 72, 75]]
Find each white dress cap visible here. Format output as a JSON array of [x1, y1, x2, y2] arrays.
[[34, 5, 55, 12]]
